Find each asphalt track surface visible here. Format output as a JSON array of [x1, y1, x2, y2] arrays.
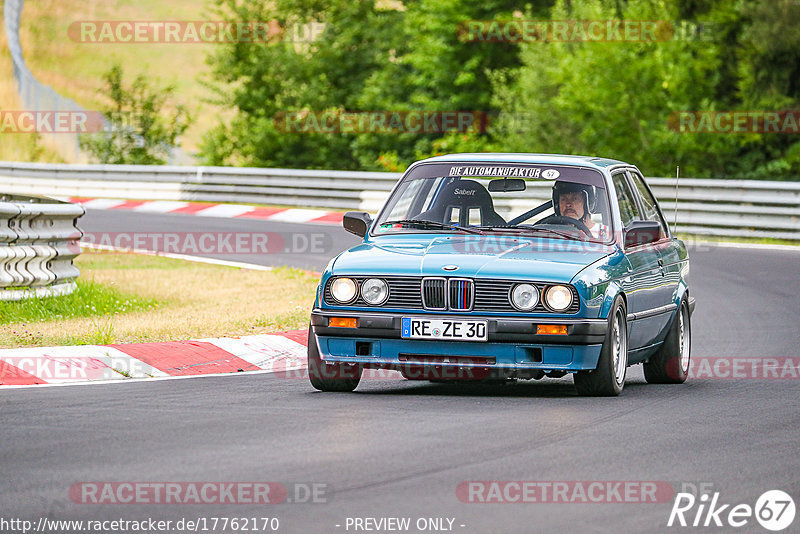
[[1, 209, 799, 533]]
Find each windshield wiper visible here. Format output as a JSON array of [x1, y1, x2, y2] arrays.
[[477, 225, 586, 241], [381, 219, 484, 235]]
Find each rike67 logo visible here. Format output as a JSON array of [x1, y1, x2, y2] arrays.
[[668, 490, 795, 531]]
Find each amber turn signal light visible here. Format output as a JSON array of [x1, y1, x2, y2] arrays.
[[329, 317, 358, 328], [537, 324, 567, 335]]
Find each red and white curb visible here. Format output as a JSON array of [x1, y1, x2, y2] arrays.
[[69, 197, 345, 226], [0, 330, 308, 388]]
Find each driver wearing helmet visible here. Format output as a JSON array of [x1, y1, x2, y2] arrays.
[[552, 181, 605, 238]]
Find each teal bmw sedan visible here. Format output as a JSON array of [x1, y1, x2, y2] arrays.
[[308, 154, 694, 396]]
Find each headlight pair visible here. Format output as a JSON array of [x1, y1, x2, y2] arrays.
[[510, 283, 573, 312], [330, 277, 388, 305], [330, 277, 571, 311]]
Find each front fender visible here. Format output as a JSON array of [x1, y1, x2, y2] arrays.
[[314, 257, 339, 308], [600, 281, 625, 319]]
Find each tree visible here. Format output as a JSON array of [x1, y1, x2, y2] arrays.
[[201, 0, 538, 170], [80, 65, 191, 165], [201, 0, 406, 169], [202, 0, 800, 179], [492, 0, 800, 179]]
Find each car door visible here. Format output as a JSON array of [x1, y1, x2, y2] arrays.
[[625, 170, 677, 345], [611, 170, 664, 351], [627, 168, 682, 293]]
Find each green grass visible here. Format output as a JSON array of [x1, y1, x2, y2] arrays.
[[0, 250, 317, 348], [0, 278, 159, 325], [52, 316, 118, 346]]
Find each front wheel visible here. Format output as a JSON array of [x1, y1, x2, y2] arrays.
[[574, 297, 628, 396], [307, 327, 361, 392], [644, 299, 691, 384]]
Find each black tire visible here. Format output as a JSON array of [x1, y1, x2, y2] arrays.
[[307, 327, 361, 392], [644, 299, 691, 384], [574, 297, 628, 396]]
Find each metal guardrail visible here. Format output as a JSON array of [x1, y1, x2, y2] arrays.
[[0, 161, 798, 240], [0, 162, 401, 210], [0, 193, 84, 300], [4, 0, 89, 162]]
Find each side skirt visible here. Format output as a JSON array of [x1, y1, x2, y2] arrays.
[[628, 341, 663, 365]]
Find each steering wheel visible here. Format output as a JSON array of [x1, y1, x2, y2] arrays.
[[507, 200, 552, 226], [534, 214, 593, 237]]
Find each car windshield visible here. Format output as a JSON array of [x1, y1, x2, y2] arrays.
[[374, 162, 613, 242]]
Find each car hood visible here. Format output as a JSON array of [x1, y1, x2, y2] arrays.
[[331, 235, 615, 283]]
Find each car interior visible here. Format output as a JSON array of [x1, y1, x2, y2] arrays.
[[412, 176, 611, 235]]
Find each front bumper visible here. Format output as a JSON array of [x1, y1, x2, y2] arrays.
[[311, 309, 606, 373]]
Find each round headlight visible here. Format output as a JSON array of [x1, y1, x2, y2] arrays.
[[545, 285, 573, 312], [361, 278, 389, 305], [330, 277, 357, 303], [511, 283, 539, 311]]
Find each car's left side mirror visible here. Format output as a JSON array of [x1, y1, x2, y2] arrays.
[[624, 220, 662, 248], [343, 211, 373, 237]]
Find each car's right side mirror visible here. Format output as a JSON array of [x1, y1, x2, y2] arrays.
[[343, 211, 373, 237], [624, 220, 662, 248]]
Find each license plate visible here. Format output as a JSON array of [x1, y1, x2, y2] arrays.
[[401, 318, 487, 342]]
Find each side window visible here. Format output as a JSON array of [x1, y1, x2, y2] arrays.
[[612, 172, 640, 227], [628, 171, 668, 237]]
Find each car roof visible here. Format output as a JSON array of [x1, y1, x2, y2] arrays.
[[417, 153, 629, 170]]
